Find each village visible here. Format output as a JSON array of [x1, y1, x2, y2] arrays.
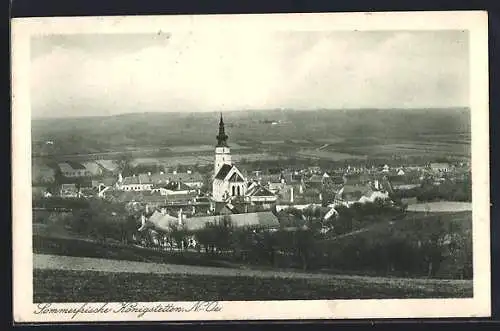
[[31, 113, 472, 256]]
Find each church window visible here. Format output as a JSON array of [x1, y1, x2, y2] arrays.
[[232, 186, 236, 196], [237, 186, 241, 196]]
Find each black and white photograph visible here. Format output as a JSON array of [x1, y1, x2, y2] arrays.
[[12, 11, 490, 322]]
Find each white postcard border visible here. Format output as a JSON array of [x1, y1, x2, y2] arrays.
[[12, 11, 490, 322]]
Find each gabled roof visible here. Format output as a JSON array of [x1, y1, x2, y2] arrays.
[[148, 211, 179, 232], [307, 175, 324, 183], [82, 162, 102, 174], [339, 184, 374, 202], [247, 185, 275, 197], [184, 211, 279, 231], [123, 172, 204, 186], [96, 160, 119, 172], [215, 164, 233, 180], [228, 172, 245, 182]]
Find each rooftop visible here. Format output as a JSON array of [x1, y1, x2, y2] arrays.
[[215, 164, 233, 180]]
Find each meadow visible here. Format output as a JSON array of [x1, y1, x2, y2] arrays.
[[33, 268, 472, 303]]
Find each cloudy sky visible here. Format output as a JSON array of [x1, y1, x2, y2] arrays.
[[30, 30, 469, 118]]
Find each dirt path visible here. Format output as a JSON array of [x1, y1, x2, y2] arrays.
[[33, 253, 471, 287]]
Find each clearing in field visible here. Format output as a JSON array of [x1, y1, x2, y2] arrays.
[[406, 202, 472, 212]]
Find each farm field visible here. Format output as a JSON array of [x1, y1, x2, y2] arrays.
[[406, 202, 472, 212], [342, 142, 470, 158], [296, 149, 367, 161], [33, 259, 472, 302], [32, 108, 471, 161]]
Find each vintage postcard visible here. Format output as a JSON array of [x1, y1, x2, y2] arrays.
[[12, 11, 490, 322]]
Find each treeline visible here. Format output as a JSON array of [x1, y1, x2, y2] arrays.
[[34, 198, 138, 244], [154, 210, 472, 279], [33, 197, 91, 210], [322, 213, 472, 279], [392, 178, 472, 203], [34, 197, 472, 280]]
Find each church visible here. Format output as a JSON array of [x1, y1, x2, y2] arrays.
[[212, 114, 247, 202]]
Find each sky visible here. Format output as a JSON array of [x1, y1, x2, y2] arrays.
[[30, 30, 469, 118]]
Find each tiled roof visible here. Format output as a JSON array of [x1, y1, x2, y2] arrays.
[[388, 175, 420, 186], [246, 185, 275, 197], [307, 175, 324, 183], [61, 183, 77, 190], [96, 160, 119, 172], [184, 211, 279, 232], [148, 211, 179, 232], [340, 185, 373, 202], [215, 164, 233, 180], [82, 162, 102, 174], [58, 163, 75, 173], [123, 172, 204, 186]]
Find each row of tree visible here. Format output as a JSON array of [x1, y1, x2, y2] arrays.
[[391, 178, 472, 203], [35, 196, 471, 280]]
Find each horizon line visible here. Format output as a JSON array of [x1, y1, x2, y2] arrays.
[[32, 106, 471, 121]]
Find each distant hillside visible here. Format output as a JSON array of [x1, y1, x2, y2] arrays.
[[32, 108, 470, 152]]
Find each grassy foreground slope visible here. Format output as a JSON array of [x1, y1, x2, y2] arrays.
[[33, 269, 472, 303]]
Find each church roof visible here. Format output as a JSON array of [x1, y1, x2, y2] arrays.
[[215, 164, 233, 180], [246, 185, 275, 197], [228, 172, 245, 182]]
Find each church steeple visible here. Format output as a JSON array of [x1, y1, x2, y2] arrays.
[[216, 113, 229, 147]]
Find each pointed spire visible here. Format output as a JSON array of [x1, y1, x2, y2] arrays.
[[216, 113, 228, 147]]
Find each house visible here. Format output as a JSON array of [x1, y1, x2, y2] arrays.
[[118, 173, 154, 191], [343, 173, 371, 186], [169, 171, 204, 189], [430, 162, 451, 173], [95, 160, 120, 174], [244, 182, 277, 209], [335, 184, 374, 206], [276, 184, 298, 204], [59, 183, 80, 198], [58, 162, 90, 178], [183, 211, 280, 232], [387, 175, 421, 191], [147, 209, 180, 232], [82, 161, 103, 177]]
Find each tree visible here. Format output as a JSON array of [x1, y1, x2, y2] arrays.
[[70, 198, 131, 243], [168, 223, 189, 251], [117, 153, 133, 176]]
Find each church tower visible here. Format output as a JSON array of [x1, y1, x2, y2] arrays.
[[214, 113, 232, 176]]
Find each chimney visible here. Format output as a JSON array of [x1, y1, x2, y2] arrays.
[[173, 170, 177, 175], [145, 205, 149, 214], [290, 186, 294, 203], [178, 208, 183, 226], [177, 182, 181, 190]]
